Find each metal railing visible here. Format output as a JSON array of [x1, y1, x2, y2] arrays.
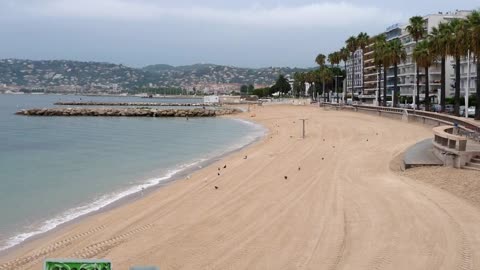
[[320, 103, 480, 142]]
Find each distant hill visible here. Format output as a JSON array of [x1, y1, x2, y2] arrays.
[[0, 59, 311, 94], [0, 59, 159, 92], [142, 63, 311, 87], [142, 64, 175, 72]]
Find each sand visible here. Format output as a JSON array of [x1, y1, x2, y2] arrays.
[[2, 104, 480, 270]]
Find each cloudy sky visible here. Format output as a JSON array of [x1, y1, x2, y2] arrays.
[[0, 0, 478, 68]]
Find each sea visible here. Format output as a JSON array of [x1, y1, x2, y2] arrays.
[[0, 94, 265, 251]]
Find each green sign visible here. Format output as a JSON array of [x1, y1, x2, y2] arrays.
[[44, 259, 111, 270]]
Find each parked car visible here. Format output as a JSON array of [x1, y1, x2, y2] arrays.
[[445, 105, 454, 114], [431, 104, 442, 112], [460, 106, 466, 116], [467, 106, 475, 117]]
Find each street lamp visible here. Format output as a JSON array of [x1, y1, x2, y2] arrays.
[[334, 75, 343, 103]]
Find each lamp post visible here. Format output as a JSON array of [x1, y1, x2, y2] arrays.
[[465, 50, 471, 119]]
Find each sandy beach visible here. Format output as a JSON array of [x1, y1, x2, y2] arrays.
[[2, 104, 480, 270]]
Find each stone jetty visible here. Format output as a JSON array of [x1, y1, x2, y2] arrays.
[[54, 102, 216, 107], [15, 107, 241, 117]]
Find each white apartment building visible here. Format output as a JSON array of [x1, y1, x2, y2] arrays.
[[451, 54, 478, 99], [347, 10, 472, 104], [389, 11, 471, 102], [346, 49, 363, 97]]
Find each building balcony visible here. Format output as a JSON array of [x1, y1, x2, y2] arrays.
[[450, 73, 478, 79]]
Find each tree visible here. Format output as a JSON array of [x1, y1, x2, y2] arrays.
[[273, 75, 291, 96], [339, 47, 349, 102], [467, 11, 480, 120], [346, 36, 358, 101], [430, 23, 450, 112], [357, 32, 370, 95], [447, 19, 470, 116], [240, 85, 248, 95], [252, 87, 270, 98], [305, 71, 316, 100], [319, 67, 334, 102], [315, 54, 326, 67], [413, 40, 434, 111], [406, 16, 427, 107], [293, 72, 306, 98], [328, 52, 342, 102], [373, 34, 387, 106], [387, 39, 407, 107], [247, 84, 254, 95]]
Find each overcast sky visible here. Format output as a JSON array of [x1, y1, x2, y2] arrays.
[[0, 0, 478, 68]]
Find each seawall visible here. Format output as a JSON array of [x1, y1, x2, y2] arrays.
[[54, 102, 216, 107], [15, 107, 241, 117]]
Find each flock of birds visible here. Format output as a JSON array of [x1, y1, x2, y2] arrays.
[[207, 118, 379, 191]]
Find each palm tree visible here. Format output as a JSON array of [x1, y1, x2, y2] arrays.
[[373, 34, 387, 105], [339, 47, 349, 102], [357, 32, 370, 95], [346, 36, 358, 100], [413, 40, 434, 111], [315, 54, 326, 68], [430, 23, 450, 112], [467, 11, 480, 120], [387, 39, 407, 107], [447, 19, 470, 116], [305, 71, 316, 100], [320, 67, 334, 102], [293, 72, 306, 98], [315, 53, 327, 101], [328, 52, 341, 102], [406, 16, 427, 107]]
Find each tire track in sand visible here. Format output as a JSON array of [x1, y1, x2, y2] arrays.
[[0, 225, 106, 270], [71, 224, 154, 259]]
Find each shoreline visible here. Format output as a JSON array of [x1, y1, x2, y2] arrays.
[[4, 105, 480, 270], [0, 113, 266, 257]]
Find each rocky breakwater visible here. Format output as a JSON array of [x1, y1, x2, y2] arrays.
[[15, 107, 241, 117], [54, 102, 215, 107]]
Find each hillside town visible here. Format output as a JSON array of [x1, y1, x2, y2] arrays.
[[0, 59, 307, 95]]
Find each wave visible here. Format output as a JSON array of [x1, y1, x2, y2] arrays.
[[0, 159, 204, 252], [0, 118, 266, 252]]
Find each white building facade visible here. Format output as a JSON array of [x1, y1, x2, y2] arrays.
[[346, 49, 363, 97], [347, 10, 473, 105], [451, 54, 478, 99]]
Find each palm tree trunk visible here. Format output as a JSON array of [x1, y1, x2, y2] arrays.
[[323, 79, 326, 102], [336, 63, 340, 103], [361, 52, 364, 95], [476, 60, 480, 120], [415, 40, 420, 107], [344, 62, 347, 103], [383, 66, 387, 107], [416, 65, 420, 108], [454, 57, 461, 116], [425, 66, 430, 111], [394, 62, 398, 107], [377, 65, 381, 105], [351, 53, 355, 102], [440, 56, 446, 112]]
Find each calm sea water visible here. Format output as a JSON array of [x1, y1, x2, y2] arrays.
[[0, 94, 264, 251]]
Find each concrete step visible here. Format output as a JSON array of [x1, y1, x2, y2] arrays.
[[463, 165, 480, 172], [470, 158, 480, 164], [465, 162, 480, 169]]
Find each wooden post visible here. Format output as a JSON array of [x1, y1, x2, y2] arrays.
[[300, 118, 307, 139]]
